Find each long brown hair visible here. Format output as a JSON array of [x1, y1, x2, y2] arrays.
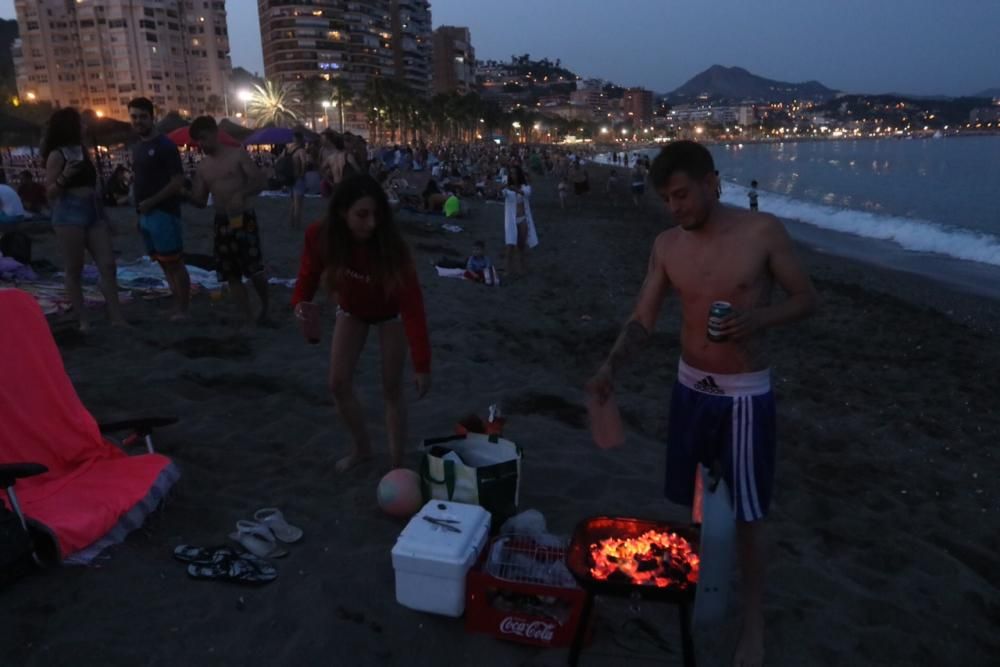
[[323, 174, 412, 295]]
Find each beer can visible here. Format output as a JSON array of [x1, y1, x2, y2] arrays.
[[707, 301, 733, 342]]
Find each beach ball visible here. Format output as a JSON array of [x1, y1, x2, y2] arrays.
[[377, 468, 423, 518], [443, 195, 461, 218]]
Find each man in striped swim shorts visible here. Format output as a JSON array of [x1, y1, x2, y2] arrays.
[[587, 141, 818, 667]]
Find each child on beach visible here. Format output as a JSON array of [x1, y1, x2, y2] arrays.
[[290, 174, 431, 472], [558, 177, 568, 209], [464, 240, 497, 285], [748, 180, 759, 210], [606, 168, 620, 203]]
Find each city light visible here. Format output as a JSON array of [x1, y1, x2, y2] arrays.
[[237, 90, 252, 102], [26, 92, 36, 101], [600, 127, 608, 134], [322, 101, 331, 109]]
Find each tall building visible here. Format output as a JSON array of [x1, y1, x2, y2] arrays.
[[258, 0, 432, 100], [623, 87, 654, 126], [12, 0, 232, 120], [432, 26, 474, 95], [390, 0, 431, 95]]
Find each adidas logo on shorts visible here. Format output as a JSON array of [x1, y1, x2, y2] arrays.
[[693, 376, 725, 395]]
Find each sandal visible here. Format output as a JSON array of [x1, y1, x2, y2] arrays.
[[186, 554, 278, 585], [228, 520, 288, 559], [253, 508, 304, 544], [173, 544, 243, 565]]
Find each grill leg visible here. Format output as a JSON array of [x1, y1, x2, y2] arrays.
[[679, 601, 696, 667], [568, 591, 595, 667]]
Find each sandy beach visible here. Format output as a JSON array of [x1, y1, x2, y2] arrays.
[[1, 165, 997, 666]]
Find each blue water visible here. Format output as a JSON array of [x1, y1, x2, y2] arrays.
[[609, 137, 1000, 268], [711, 137, 1000, 267]]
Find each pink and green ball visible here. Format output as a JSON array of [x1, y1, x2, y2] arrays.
[[377, 468, 424, 517]]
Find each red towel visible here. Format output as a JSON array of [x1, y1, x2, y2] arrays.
[[0, 289, 177, 559]]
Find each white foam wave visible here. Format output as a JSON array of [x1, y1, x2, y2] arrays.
[[721, 183, 1000, 267]]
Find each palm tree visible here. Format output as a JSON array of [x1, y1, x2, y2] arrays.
[[330, 77, 353, 133], [247, 81, 298, 128], [300, 76, 329, 130]]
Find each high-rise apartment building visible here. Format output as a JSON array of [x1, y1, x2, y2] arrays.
[[12, 0, 232, 120], [258, 0, 431, 98], [390, 0, 431, 95], [623, 87, 654, 126], [432, 26, 474, 95]]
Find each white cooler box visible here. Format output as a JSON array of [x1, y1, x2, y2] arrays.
[[391, 500, 491, 617]]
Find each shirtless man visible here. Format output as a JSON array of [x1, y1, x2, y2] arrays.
[[186, 116, 270, 324], [587, 141, 818, 667], [289, 132, 308, 229], [321, 132, 357, 195]]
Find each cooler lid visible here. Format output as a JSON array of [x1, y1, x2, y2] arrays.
[[393, 500, 491, 564]]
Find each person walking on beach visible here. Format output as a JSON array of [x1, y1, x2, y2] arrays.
[[631, 160, 647, 208], [128, 97, 191, 320], [586, 141, 818, 667], [748, 180, 759, 211], [186, 116, 270, 325], [289, 132, 308, 230], [43, 107, 126, 331], [502, 165, 539, 277], [290, 174, 431, 472]]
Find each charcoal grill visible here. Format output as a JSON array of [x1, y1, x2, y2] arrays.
[[565, 516, 700, 667]]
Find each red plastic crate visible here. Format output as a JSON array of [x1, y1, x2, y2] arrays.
[[465, 537, 591, 648]]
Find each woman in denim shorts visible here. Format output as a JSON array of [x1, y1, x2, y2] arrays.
[[43, 107, 126, 330]]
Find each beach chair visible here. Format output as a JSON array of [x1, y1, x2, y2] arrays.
[[0, 288, 180, 567]]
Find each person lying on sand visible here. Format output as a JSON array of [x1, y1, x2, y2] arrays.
[[587, 141, 818, 667], [185, 116, 270, 326], [290, 174, 432, 472]]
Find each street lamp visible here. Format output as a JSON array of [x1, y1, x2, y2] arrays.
[[321, 100, 331, 129], [237, 89, 252, 125]]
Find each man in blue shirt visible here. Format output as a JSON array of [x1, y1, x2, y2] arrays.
[[129, 97, 191, 319]]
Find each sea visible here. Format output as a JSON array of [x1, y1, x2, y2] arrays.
[[614, 136, 1000, 298]]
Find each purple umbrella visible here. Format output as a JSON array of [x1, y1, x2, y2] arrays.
[[243, 127, 296, 146]]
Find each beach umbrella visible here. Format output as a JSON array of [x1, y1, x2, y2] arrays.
[[218, 118, 254, 142], [243, 126, 295, 146], [155, 112, 189, 135], [167, 126, 239, 147], [0, 112, 41, 145]]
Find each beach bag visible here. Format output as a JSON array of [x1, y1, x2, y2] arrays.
[[420, 433, 522, 522], [274, 148, 298, 187]]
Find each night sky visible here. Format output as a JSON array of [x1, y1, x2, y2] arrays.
[[1, 0, 995, 96]]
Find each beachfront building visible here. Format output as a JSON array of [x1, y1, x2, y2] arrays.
[[12, 0, 231, 120], [623, 87, 654, 126], [432, 26, 475, 95], [258, 0, 432, 131], [391, 0, 432, 96]]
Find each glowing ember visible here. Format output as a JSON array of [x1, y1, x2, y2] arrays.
[[589, 530, 699, 588]]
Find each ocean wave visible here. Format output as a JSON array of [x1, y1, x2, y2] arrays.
[[721, 183, 1000, 267]]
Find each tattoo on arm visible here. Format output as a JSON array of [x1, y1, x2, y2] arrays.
[[607, 319, 650, 375]]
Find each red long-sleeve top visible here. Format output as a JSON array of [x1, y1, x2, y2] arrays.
[[291, 222, 431, 374]]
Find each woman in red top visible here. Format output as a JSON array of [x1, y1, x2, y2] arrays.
[[292, 175, 431, 472]]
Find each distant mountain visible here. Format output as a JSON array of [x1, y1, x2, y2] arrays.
[[973, 87, 1000, 98], [668, 65, 837, 103], [0, 19, 18, 97]]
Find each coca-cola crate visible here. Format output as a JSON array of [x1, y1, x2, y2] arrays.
[[465, 536, 591, 648]]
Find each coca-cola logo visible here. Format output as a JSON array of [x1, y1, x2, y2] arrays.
[[499, 616, 556, 642]]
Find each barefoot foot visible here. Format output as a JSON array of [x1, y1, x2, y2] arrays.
[[733, 619, 764, 667]]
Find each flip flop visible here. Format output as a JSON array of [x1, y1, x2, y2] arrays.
[[186, 554, 278, 585], [228, 520, 288, 559], [172, 544, 243, 565], [253, 508, 304, 544]]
